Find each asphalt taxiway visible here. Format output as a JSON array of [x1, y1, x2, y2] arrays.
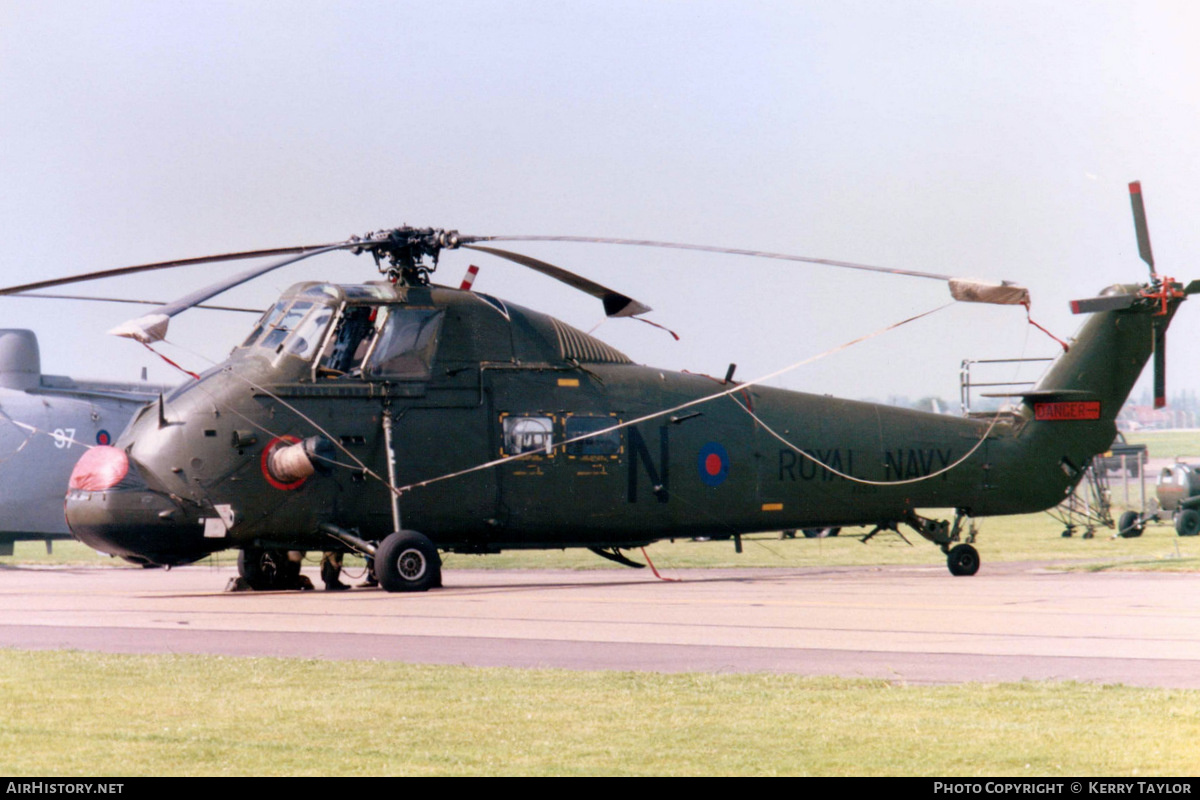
[[2, 561, 1199, 686]]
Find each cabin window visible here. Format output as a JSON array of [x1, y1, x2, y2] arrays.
[[363, 308, 444, 380], [563, 415, 621, 458], [501, 415, 555, 457]]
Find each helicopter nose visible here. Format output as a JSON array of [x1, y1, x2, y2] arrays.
[[65, 446, 208, 566]]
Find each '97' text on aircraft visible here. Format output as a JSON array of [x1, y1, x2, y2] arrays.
[[0, 329, 168, 554]]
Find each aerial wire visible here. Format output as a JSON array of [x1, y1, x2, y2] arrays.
[[154, 300, 959, 502], [394, 300, 958, 495], [153, 291, 1048, 507]]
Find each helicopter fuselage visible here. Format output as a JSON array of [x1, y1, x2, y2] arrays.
[[64, 278, 1147, 570]]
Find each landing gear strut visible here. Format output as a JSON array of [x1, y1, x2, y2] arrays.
[[589, 547, 646, 568], [904, 509, 981, 577]]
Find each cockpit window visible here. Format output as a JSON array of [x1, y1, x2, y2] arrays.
[[241, 300, 288, 348], [317, 304, 378, 377], [239, 300, 336, 363], [285, 305, 333, 359], [363, 308, 444, 380], [261, 302, 313, 350]]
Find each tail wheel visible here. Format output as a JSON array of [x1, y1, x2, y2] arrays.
[[1118, 510, 1144, 538], [376, 530, 441, 593], [238, 547, 302, 590], [946, 543, 980, 577]]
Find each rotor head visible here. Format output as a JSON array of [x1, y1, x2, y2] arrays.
[[351, 227, 463, 286]]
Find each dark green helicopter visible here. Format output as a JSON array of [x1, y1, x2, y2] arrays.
[[8, 182, 1192, 591]]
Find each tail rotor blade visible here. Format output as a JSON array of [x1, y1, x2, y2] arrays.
[[1070, 293, 1137, 314], [1154, 323, 1167, 409], [1129, 181, 1156, 275]]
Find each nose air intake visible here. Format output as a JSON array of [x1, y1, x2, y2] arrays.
[[262, 436, 336, 489]]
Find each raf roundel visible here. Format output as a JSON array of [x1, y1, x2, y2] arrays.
[[95, 430, 112, 446], [697, 442, 730, 487]]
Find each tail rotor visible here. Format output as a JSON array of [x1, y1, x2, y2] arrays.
[[1069, 181, 1197, 408]]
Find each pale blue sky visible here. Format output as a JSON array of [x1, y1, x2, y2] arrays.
[[2, 1, 1198, 403]]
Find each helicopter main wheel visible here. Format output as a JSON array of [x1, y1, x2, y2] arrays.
[[1118, 510, 1144, 538], [1176, 509, 1200, 537], [238, 547, 302, 590], [946, 543, 980, 577], [801, 527, 842, 539], [375, 530, 441, 593]]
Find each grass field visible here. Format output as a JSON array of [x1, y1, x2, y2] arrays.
[[2, 650, 1199, 777], [1125, 429, 1200, 459], [5, 507, 1200, 776]]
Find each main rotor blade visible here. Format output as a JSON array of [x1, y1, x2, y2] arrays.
[[0, 243, 339, 296], [462, 244, 651, 317], [465, 235, 957, 282], [16, 293, 262, 313], [1069, 293, 1137, 314], [108, 243, 352, 342], [1154, 323, 1167, 409], [1129, 181, 1155, 274]]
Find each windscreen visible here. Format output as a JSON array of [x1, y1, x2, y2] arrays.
[[242, 300, 334, 361]]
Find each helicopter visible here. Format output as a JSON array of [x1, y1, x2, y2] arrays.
[[0, 328, 169, 556], [7, 182, 1191, 592]]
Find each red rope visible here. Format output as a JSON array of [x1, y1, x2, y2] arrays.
[[640, 547, 680, 581], [633, 316, 680, 341], [1023, 301, 1069, 353], [141, 342, 200, 380]]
